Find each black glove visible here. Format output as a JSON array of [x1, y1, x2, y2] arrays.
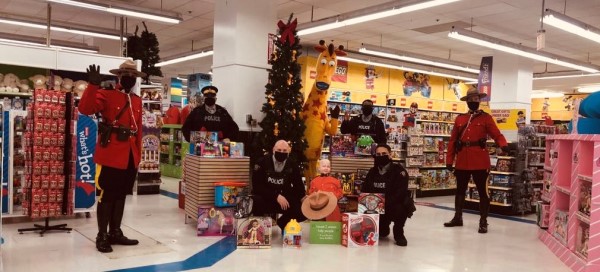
[[446, 164, 454, 172], [330, 105, 341, 119], [501, 146, 510, 154], [86, 64, 101, 85]]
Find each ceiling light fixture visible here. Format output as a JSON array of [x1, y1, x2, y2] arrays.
[[297, 0, 460, 36], [0, 32, 99, 53], [578, 86, 600, 93], [0, 17, 125, 40], [543, 9, 600, 44], [448, 28, 600, 73], [337, 56, 477, 82], [47, 0, 182, 24], [155, 50, 214, 67], [534, 72, 600, 80], [359, 43, 479, 74], [531, 90, 565, 98]]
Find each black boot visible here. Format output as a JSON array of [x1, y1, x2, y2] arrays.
[[96, 201, 113, 253], [478, 218, 488, 234], [108, 198, 139, 246], [395, 233, 407, 247], [443, 216, 463, 227], [445, 194, 464, 227], [96, 232, 113, 253]]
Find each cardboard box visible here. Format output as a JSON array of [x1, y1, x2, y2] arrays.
[[236, 216, 272, 249], [358, 193, 385, 214], [197, 206, 236, 236], [309, 221, 341, 245], [342, 213, 379, 247]]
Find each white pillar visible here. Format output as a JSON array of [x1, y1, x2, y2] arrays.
[[490, 52, 534, 141], [212, 0, 275, 131]]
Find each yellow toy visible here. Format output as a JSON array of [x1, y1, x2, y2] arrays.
[[283, 219, 302, 248], [301, 40, 346, 182]]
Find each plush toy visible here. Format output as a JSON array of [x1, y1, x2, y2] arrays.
[[29, 75, 47, 90], [61, 78, 74, 92], [3, 73, 20, 93], [571, 91, 600, 134], [18, 79, 30, 93], [301, 40, 346, 182], [74, 80, 88, 97], [46, 75, 63, 91], [0, 73, 5, 92]]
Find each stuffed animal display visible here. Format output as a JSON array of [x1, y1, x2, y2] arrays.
[[74, 80, 88, 97], [301, 40, 346, 182], [2, 73, 20, 93], [19, 79, 30, 93], [61, 78, 74, 92], [46, 75, 63, 91], [29, 75, 47, 90]]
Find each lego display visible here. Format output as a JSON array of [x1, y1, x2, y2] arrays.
[[342, 213, 379, 247], [236, 216, 272, 249], [197, 206, 236, 236]]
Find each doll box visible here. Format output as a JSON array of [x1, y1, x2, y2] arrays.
[[213, 182, 248, 207], [357, 193, 385, 214], [236, 216, 272, 249], [197, 206, 236, 236], [342, 213, 379, 247]]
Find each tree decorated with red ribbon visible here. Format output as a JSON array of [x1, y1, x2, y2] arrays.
[[254, 14, 307, 169]]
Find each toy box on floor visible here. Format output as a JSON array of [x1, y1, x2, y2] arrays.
[[197, 206, 236, 236], [357, 193, 385, 214], [214, 181, 248, 207], [309, 221, 341, 244], [236, 216, 272, 249], [283, 219, 302, 248], [342, 213, 379, 247]]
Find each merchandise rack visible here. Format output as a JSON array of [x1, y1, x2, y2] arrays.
[[159, 124, 189, 178], [538, 134, 600, 272]]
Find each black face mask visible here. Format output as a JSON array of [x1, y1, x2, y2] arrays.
[[362, 105, 373, 116], [204, 97, 216, 106], [467, 102, 480, 111], [120, 76, 136, 91], [374, 155, 391, 167], [274, 151, 288, 163]]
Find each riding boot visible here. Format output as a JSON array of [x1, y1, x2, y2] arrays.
[[444, 194, 464, 227], [108, 198, 139, 245], [96, 200, 113, 253]]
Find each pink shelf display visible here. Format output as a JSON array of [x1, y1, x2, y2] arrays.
[[539, 134, 600, 272]]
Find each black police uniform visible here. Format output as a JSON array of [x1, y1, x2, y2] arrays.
[[181, 104, 239, 142], [251, 155, 306, 230], [340, 114, 387, 143], [362, 163, 409, 242]]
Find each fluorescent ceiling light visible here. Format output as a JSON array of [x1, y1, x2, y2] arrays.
[[298, 0, 460, 36], [578, 86, 600, 93], [47, 0, 181, 24], [531, 90, 564, 98], [534, 73, 600, 80], [448, 28, 600, 73], [359, 44, 479, 74], [176, 77, 188, 81], [0, 32, 99, 53], [0, 17, 124, 40], [155, 50, 214, 67], [543, 9, 600, 44], [337, 56, 477, 82], [0, 38, 98, 53]]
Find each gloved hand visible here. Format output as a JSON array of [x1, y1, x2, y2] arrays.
[[446, 164, 454, 172], [343, 111, 351, 121], [86, 64, 102, 85], [330, 105, 341, 119], [501, 146, 510, 154]]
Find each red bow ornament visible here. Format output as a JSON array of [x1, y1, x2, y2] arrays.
[[277, 18, 297, 45]]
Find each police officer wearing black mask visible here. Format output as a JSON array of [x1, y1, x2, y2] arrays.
[[182, 85, 239, 142], [250, 140, 307, 232], [341, 99, 387, 143]]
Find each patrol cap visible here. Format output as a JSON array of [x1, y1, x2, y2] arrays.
[[201, 85, 218, 95]]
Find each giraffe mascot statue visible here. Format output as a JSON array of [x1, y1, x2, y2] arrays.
[[301, 40, 346, 183]]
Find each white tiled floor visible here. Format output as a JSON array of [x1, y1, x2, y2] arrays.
[[1, 179, 569, 272]]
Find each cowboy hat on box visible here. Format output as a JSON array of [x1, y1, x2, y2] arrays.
[[109, 60, 147, 77], [301, 191, 338, 220], [460, 87, 487, 101]]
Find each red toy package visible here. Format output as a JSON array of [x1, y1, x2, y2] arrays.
[[342, 213, 379, 248]]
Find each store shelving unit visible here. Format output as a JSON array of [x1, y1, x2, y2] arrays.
[[2, 110, 27, 216], [159, 124, 188, 178], [538, 134, 600, 272]]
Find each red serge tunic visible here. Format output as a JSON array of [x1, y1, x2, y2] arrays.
[[446, 111, 507, 171], [78, 84, 143, 170], [309, 176, 343, 222]]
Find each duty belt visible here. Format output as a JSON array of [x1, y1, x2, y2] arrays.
[[461, 141, 482, 147]]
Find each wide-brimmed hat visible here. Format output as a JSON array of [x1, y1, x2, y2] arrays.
[[201, 85, 219, 95], [109, 60, 147, 77], [460, 87, 487, 101], [301, 191, 338, 220]]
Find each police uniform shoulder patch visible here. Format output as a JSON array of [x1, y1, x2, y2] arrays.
[[254, 164, 261, 171]]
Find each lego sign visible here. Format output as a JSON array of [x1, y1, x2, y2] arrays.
[[477, 56, 493, 102], [331, 60, 348, 83]]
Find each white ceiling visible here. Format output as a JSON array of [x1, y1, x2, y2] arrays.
[[1, 0, 600, 92]]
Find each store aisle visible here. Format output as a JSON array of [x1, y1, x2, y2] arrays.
[[1, 192, 568, 272]]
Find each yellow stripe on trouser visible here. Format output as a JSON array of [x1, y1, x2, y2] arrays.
[[95, 164, 104, 203]]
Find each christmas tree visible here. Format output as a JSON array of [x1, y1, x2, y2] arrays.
[[125, 22, 163, 84], [254, 14, 307, 169]]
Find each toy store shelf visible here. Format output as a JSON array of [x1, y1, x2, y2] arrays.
[[422, 134, 451, 137], [0, 92, 33, 97], [416, 119, 454, 124], [490, 171, 518, 175], [420, 165, 447, 169], [530, 181, 544, 185], [555, 185, 571, 195], [466, 198, 512, 207], [392, 158, 405, 161], [423, 150, 446, 153], [420, 187, 456, 191], [469, 184, 512, 191], [496, 156, 516, 159], [528, 147, 547, 151], [544, 166, 553, 172], [528, 163, 545, 167], [541, 195, 552, 203], [578, 175, 593, 183], [576, 211, 591, 225], [160, 152, 170, 155], [138, 169, 160, 174]]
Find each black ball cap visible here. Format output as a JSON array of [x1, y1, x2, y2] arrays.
[[201, 85, 218, 95]]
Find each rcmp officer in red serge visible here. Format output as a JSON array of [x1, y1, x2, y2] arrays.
[[181, 86, 239, 142], [79, 60, 144, 253], [444, 87, 509, 234]]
